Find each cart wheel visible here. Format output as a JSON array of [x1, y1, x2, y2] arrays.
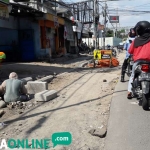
[[94, 60, 96, 68]]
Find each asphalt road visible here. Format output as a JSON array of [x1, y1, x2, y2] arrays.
[[105, 77, 150, 150]]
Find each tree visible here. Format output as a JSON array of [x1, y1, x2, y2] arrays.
[[116, 29, 128, 39], [106, 29, 114, 37]]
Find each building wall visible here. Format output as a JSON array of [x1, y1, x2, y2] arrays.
[[0, 28, 18, 47], [45, 27, 55, 57], [113, 37, 122, 46], [0, 16, 18, 61], [82, 37, 122, 47], [0, 27, 18, 61], [0, 16, 18, 29], [19, 18, 41, 59], [0, 16, 42, 60]]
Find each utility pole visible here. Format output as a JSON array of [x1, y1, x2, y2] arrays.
[[55, 0, 57, 15], [103, 1, 107, 49], [116, 7, 118, 37], [93, 0, 96, 49], [95, 0, 97, 49], [93, 0, 100, 49]]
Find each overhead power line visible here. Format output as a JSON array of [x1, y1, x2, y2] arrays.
[[131, 2, 150, 8], [108, 9, 150, 13]]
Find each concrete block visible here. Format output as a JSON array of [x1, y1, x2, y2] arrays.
[[0, 109, 5, 117], [37, 75, 53, 83], [27, 81, 48, 94], [0, 100, 6, 108], [35, 90, 57, 102], [21, 77, 32, 85]]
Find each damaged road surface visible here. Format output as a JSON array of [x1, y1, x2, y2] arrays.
[[0, 68, 120, 150]]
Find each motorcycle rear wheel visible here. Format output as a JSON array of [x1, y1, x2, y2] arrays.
[[142, 93, 149, 110]]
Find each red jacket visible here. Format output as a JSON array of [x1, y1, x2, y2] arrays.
[[129, 41, 150, 62]]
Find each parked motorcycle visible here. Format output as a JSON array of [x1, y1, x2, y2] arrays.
[[132, 61, 150, 110], [112, 48, 117, 57], [106, 45, 117, 57]]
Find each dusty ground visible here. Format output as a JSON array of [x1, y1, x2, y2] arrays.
[[0, 51, 125, 150], [0, 54, 92, 81]]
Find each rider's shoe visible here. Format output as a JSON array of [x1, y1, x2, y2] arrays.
[[127, 92, 132, 99], [120, 75, 125, 82]]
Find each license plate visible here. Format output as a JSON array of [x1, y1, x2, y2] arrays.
[[130, 61, 134, 65], [140, 73, 150, 79]]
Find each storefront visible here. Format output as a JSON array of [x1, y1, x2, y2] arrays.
[[64, 19, 74, 53], [0, 3, 44, 62], [0, 1, 14, 61], [39, 13, 65, 57]]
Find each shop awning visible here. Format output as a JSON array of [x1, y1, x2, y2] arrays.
[[9, 3, 44, 17], [44, 13, 64, 25]]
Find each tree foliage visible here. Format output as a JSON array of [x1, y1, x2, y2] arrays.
[[106, 30, 114, 37], [116, 29, 128, 39]]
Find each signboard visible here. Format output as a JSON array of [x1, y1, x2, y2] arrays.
[[65, 21, 74, 41], [109, 16, 119, 23], [101, 50, 112, 59], [94, 50, 101, 60], [0, 3, 9, 20], [94, 50, 112, 60], [53, 16, 59, 27], [101, 54, 111, 59], [98, 23, 104, 30], [93, 50, 112, 67]]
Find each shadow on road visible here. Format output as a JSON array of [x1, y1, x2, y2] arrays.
[[3, 92, 113, 125]]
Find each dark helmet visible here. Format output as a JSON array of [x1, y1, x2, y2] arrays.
[[107, 44, 111, 49], [134, 21, 150, 36], [128, 28, 136, 37]]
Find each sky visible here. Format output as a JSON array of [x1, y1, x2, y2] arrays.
[[105, 0, 150, 28], [65, 0, 150, 29]]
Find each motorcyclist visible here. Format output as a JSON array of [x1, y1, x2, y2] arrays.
[[127, 21, 150, 99], [120, 28, 136, 82], [107, 44, 111, 50]]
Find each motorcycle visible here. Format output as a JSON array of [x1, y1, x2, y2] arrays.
[[132, 61, 150, 110], [112, 48, 117, 57], [106, 46, 117, 57], [126, 55, 134, 77]]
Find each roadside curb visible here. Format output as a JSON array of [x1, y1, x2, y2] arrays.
[[57, 57, 92, 77], [57, 61, 121, 77], [79, 62, 88, 68]]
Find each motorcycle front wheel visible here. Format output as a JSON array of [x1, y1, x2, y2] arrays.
[[127, 63, 131, 77], [142, 93, 149, 110]]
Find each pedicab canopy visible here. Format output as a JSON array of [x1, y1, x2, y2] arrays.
[[0, 52, 6, 63], [93, 49, 119, 67]]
